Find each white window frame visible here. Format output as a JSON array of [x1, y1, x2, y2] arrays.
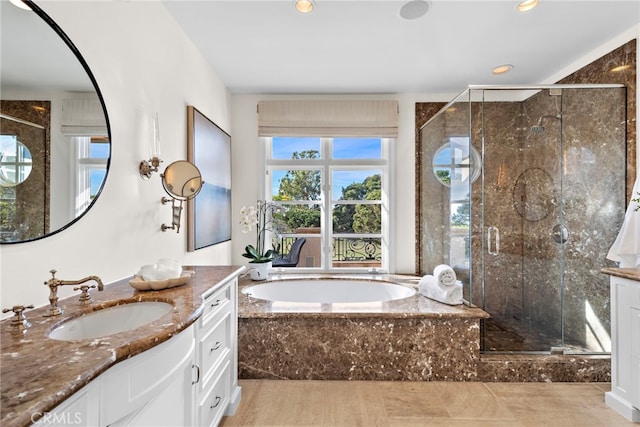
[[72, 136, 108, 218], [263, 136, 392, 273]]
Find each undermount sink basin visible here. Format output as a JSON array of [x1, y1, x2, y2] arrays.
[[48, 301, 173, 341]]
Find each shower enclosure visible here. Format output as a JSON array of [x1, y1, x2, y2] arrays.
[[419, 85, 627, 354]]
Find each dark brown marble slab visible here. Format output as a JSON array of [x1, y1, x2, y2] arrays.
[[0, 265, 244, 427], [237, 274, 489, 381], [479, 354, 611, 382]]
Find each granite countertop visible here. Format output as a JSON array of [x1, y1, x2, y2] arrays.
[[238, 273, 489, 319], [0, 265, 244, 427], [601, 267, 640, 282]]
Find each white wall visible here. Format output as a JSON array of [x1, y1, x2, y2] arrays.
[[0, 1, 232, 315]]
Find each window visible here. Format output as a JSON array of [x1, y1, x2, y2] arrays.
[[265, 136, 390, 272], [74, 136, 109, 216]]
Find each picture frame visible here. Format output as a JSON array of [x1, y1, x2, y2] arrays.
[[186, 106, 232, 251]]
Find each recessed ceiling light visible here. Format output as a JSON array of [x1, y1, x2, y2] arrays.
[[9, 0, 31, 10], [517, 0, 539, 13], [492, 64, 514, 75], [399, 0, 430, 20], [295, 0, 314, 14]]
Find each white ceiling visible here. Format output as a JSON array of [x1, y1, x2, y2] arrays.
[[163, 0, 640, 94]]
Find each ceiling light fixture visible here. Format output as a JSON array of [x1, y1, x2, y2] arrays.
[[9, 0, 31, 11], [492, 64, 514, 75], [295, 0, 314, 14], [517, 0, 539, 13], [399, 0, 430, 20]]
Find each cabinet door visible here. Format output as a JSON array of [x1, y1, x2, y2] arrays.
[[100, 327, 195, 426], [32, 381, 99, 427]]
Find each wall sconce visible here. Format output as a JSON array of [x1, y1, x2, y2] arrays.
[[139, 113, 162, 179], [160, 160, 203, 232]]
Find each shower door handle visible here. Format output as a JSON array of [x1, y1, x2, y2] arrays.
[[487, 226, 500, 256]]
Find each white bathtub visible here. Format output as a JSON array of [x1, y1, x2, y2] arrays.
[[242, 279, 415, 303]]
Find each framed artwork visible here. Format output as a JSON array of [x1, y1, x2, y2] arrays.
[[187, 106, 231, 251]]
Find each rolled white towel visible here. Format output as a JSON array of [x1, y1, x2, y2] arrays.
[[418, 275, 437, 294], [419, 279, 463, 306], [433, 264, 457, 288]]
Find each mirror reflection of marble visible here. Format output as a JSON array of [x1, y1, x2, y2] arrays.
[[0, 1, 111, 243]]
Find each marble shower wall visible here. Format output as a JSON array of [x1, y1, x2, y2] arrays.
[[0, 100, 51, 241], [417, 39, 635, 352], [474, 88, 626, 351]]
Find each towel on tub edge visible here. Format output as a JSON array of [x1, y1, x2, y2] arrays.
[[418, 275, 463, 305], [433, 264, 457, 287]]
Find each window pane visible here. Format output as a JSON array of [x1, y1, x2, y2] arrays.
[[90, 169, 106, 198], [272, 203, 321, 234], [332, 138, 381, 159], [274, 235, 321, 268], [272, 137, 321, 160], [332, 170, 381, 201], [89, 141, 110, 158], [332, 237, 381, 269], [271, 169, 321, 201], [333, 204, 381, 233]]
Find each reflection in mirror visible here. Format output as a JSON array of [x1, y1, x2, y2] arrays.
[[0, 122, 35, 187], [161, 161, 203, 233], [0, 0, 110, 243], [161, 160, 203, 201]]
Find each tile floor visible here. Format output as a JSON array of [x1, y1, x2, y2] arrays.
[[221, 380, 636, 426]]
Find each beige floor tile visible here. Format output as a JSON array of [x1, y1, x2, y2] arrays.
[[485, 383, 635, 427], [222, 380, 635, 427]]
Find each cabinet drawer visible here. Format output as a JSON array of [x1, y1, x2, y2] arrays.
[[200, 285, 231, 328], [199, 310, 231, 391], [198, 360, 230, 427]]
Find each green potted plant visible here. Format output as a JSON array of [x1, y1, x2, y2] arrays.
[[239, 200, 279, 280]]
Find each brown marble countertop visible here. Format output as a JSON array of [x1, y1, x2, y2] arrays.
[[238, 274, 489, 319], [0, 265, 244, 427], [601, 267, 640, 281]]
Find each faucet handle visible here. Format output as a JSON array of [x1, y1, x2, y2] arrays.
[[74, 284, 96, 305], [2, 305, 35, 331]]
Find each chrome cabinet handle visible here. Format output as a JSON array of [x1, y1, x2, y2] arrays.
[[192, 364, 200, 385], [210, 299, 221, 307], [210, 396, 221, 409], [210, 341, 221, 352]]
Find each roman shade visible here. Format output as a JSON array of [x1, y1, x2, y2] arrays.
[[61, 98, 108, 136], [257, 100, 398, 137]]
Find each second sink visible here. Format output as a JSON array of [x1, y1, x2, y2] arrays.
[[49, 301, 173, 341]]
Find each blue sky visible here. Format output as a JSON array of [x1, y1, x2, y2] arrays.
[[271, 137, 382, 199]]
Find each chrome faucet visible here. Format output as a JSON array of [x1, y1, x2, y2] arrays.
[[44, 269, 104, 316]]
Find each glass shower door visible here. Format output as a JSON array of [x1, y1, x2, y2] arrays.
[[479, 89, 564, 352]]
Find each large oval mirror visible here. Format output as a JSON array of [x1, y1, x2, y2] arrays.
[[0, 0, 110, 243]]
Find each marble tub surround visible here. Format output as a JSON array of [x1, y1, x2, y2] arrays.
[[0, 265, 244, 427], [238, 275, 489, 381]]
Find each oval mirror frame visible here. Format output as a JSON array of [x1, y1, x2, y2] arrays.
[[161, 160, 203, 201], [1, 0, 111, 244]]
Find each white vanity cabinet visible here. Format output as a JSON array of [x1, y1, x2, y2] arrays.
[[32, 273, 241, 427], [34, 328, 195, 427], [606, 275, 640, 422], [193, 276, 241, 427]]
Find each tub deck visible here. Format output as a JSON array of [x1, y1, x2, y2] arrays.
[[238, 274, 489, 381]]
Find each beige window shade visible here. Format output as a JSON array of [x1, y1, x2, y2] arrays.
[[61, 98, 108, 136], [258, 100, 398, 137]]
